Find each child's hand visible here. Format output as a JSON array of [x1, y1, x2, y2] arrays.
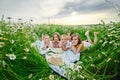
[[61, 41, 67, 46], [71, 41, 76, 46]]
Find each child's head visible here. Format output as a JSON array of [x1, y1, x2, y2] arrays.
[[61, 34, 67, 43], [52, 32, 61, 41], [44, 34, 50, 43], [71, 33, 82, 46]]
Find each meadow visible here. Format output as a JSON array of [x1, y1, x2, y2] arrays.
[[0, 18, 120, 80]]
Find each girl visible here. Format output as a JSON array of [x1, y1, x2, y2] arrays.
[[71, 31, 99, 53], [40, 34, 52, 55], [52, 32, 61, 48], [59, 34, 71, 51]]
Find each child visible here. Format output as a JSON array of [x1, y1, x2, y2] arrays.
[[52, 32, 61, 48], [40, 34, 52, 55], [71, 31, 99, 53], [59, 34, 71, 51], [71, 33, 83, 53]]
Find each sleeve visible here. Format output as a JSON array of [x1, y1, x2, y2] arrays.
[[50, 41, 53, 48], [40, 41, 45, 51], [66, 41, 71, 48]]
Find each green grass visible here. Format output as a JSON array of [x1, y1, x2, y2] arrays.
[[0, 20, 120, 80]]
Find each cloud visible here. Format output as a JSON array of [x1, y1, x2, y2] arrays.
[[0, 0, 119, 24], [55, 0, 115, 18]]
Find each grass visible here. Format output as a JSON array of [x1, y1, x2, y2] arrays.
[[0, 19, 120, 80]]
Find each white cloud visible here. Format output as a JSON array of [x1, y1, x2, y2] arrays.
[[0, 0, 118, 25]]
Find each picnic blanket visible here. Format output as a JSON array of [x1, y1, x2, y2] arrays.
[[34, 40, 80, 78], [46, 49, 80, 78]]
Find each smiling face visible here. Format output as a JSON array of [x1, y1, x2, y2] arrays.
[[53, 34, 59, 42], [71, 36, 79, 45], [61, 35, 67, 43], [44, 35, 50, 43], [71, 34, 82, 46]]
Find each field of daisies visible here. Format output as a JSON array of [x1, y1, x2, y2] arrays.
[[0, 18, 120, 80]]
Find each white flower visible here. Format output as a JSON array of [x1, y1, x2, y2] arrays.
[[77, 65, 82, 70], [49, 74, 54, 80], [90, 64, 95, 67], [23, 56, 27, 59], [28, 73, 33, 79], [6, 54, 16, 60], [80, 75, 84, 79], [69, 63, 75, 69], [31, 43, 35, 47], [24, 48, 29, 52]]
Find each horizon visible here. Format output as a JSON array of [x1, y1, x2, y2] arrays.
[[0, 0, 120, 25]]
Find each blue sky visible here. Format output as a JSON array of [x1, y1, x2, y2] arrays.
[[0, 0, 120, 25]]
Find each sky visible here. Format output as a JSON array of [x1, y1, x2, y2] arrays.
[[0, 0, 120, 25]]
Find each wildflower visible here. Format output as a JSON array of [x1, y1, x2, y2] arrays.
[[76, 65, 82, 70], [69, 63, 75, 69], [6, 54, 16, 60], [31, 43, 35, 47], [0, 42, 4, 48], [90, 64, 95, 67], [107, 58, 111, 62], [23, 56, 27, 59], [80, 75, 84, 79], [24, 48, 29, 52], [49, 74, 54, 80], [28, 73, 33, 79], [102, 41, 107, 47]]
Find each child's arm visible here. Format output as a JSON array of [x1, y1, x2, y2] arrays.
[[61, 45, 69, 51], [41, 44, 48, 50], [76, 43, 83, 53], [71, 43, 83, 53]]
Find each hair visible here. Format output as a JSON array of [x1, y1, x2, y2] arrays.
[[44, 34, 50, 39], [61, 34, 67, 38], [71, 33, 82, 44], [52, 32, 61, 41]]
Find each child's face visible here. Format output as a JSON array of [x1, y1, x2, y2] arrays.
[[53, 34, 59, 41], [61, 36, 67, 43], [72, 36, 79, 45], [44, 36, 50, 43]]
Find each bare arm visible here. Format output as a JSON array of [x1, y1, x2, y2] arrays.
[[61, 45, 69, 51], [71, 43, 83, 53]]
